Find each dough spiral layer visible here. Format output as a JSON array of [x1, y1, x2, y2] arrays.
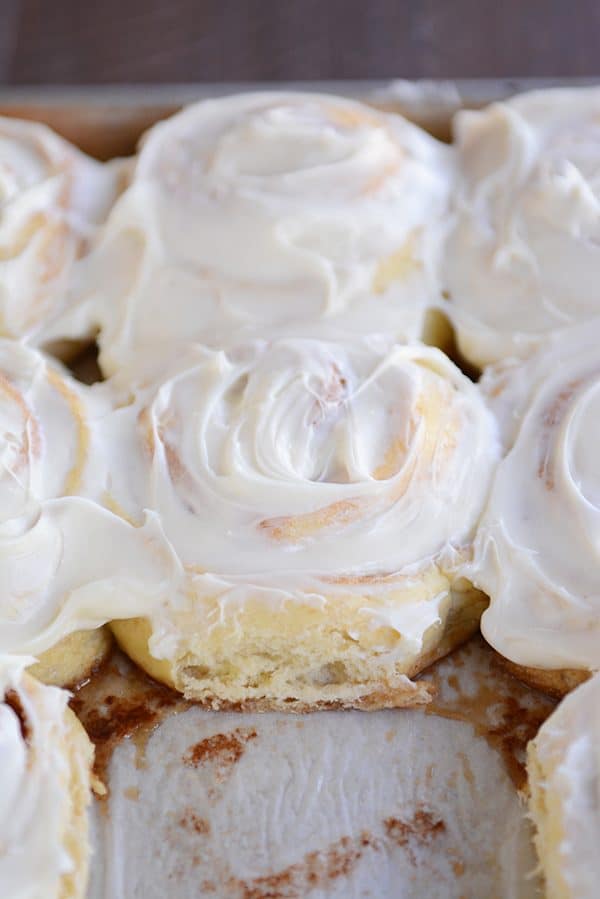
[[65, 92, 453, 374], [0, 341, 182, 681], [0, 116, 118, 346], [107, 337, 498, 708]]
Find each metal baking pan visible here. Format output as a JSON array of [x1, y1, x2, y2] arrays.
[[1, 79, 590, 899], [0, 78, 597, 156]]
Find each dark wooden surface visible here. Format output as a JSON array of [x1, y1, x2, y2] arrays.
[[0, 0, 599, 85]]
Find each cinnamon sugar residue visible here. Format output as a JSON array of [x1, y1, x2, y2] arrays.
[[183, 727, 257, 780], [225, 832, 375, 899], [220, 808, 446, 899], [70, 648, 189, 787], [424, 636, 556, 790], [179, 809, 210, 835], [384, 809, 446, 866], [384, 810, 446, 846], [453, 860, 466, 877]]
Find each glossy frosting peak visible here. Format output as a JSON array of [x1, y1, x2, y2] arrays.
[[67, 92, 453, 372], [104, 337, 498, 657], [442, 87, 600, 366], [0, 341, 182, 657], [0, 116, 118, 342], [470, 323, 600, 669]]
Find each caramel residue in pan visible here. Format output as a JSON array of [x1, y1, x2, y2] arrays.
[[4, 689, 31, 743], [183, 727, 258, 781], [424, 635, 556, 790], [70, 647, 189, 790]]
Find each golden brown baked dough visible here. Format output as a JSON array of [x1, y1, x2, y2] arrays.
[[498, 657, 589, 699], [527, 673, 600, 899], [28, 627, 113, 688], [0, 659, 96, 899]]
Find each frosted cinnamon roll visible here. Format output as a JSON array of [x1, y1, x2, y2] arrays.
[[0, 117, 119, 351], [441, 87, 600, 367], [527, 672, 600, 899], [66, 92, 452, 375], [467, 322, 600, 691], [106, 336, 499, 709], [0, 655, 95, 899], [0, 340, 182, 686]]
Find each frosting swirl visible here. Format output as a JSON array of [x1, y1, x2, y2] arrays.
[[470, 323, 600, 669], [0, 341, 182, 657], [0, 117, 119, 342], [442, 87, 600, 366], [105, 337, 498, 656], [0, 655, 93, 899], [72, 93, 452, 373]]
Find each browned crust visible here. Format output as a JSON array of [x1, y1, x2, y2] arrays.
[[178, 678, 436, 714], [29, 627, 113, 689], [496, 656, 590, 699]]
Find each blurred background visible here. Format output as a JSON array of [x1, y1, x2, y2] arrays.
[[1, 0, 600, 84]]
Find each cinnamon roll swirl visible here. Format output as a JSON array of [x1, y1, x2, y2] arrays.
[[527, 672, 600, 899], [106, 336, 499, 709], [0, 341, 182, 686], [0, 655, 95, 899], [441, 87, 600, 368], [70, 92, 452, 375], [467, 322, 600, 692], [0, 117, 119, 351]]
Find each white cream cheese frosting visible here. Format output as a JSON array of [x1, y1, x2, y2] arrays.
[[0, 340, 182, 657], [58, 92, 453, 374], [0, 655, 93, 899], [468, 322, 600, 670], [0, 116, 119, 343], [442, 87, 600, 367], [104, 336, 499, 660], [527, 672, 600, 899]]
